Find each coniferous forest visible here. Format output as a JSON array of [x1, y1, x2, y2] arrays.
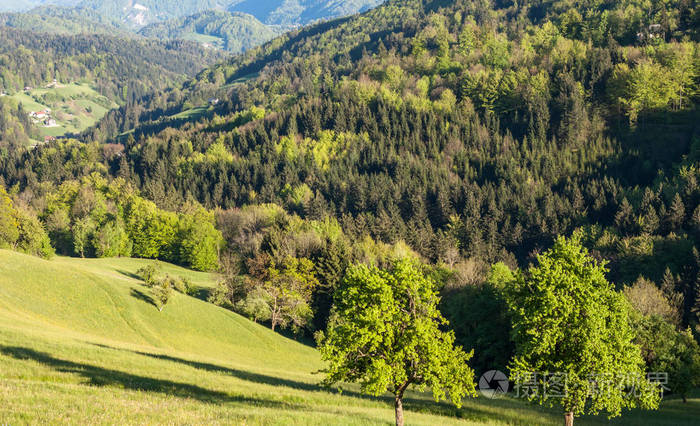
[[1, 0, 700, 424]]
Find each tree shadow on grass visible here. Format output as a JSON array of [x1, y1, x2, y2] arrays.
[[191, 286, 212, 302], [129, 288, 156, 308], [91, 342, 348, 395], [117, 269, 143, 280], [88, 342, 537, 423], [0, 345, 297, 409]]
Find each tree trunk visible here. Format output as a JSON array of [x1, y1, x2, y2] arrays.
[[564, 412, 574, 426], [395, 396, 404, 426], [683, 395, 687, 403]]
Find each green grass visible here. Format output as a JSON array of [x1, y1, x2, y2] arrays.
[[0, 249, 698, 425], [170, 106, 210, 120], [181, 32, 224, 48], [6, 82, 118, 137]]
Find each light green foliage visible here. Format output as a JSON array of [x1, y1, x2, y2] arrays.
[[612, 60, 675, 125], [0, 185, 20, 248], [189, 137, 235, 164], [275, 130, 353, 170], [0, 185, 53, 258], [136, 263, 162, 287], [204, 139, 235, 164], [125, 197, 177, 259], [94, 221, 132, 258], [281, 183, 313, 212], [458, 17, 477, 54], [14, 205, 54, 259], [320, 259, 476, 425], [40, 175, 221, 269], [624, 276, 681, 325], [631, 313, 700, 402], [0, 249, 698, 426], [243, 256, 319, 332], [353, 237, 420, 268], [152, 276, 174, 312], [177, 208, 222, 271], [507, 233, 661, 419]]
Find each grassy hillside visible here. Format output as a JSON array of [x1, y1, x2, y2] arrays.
[[0, 249, 698, 424], [6, 82, 118, 138]]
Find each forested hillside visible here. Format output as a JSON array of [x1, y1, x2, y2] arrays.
[[1, 0, 700, 401], [0, 0, 80, 12], [21, 0, 386, 29], [138, 10, 281, 53], [1, 1, 387, 51], [0, 5, 126, 35], [0, 27, 223, 147], [227, 0, 384, 26]]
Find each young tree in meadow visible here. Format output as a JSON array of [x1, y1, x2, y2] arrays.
[[319, 260, 476, 426], [506, 234, 661, 426], [136, 263, 162, 287], [153, 276, 173, 312]]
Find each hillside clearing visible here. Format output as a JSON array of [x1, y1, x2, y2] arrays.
[[5, 82, 117, 137]]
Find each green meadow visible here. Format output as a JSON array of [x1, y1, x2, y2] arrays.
[[6, 82, 117, 137], [0, 249, 697, 425]]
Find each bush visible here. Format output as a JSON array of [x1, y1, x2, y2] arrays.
[[136, 263, 161, 287]]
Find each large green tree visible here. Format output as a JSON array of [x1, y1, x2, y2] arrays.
[[319, 259, 476, 426], [506, 234, 661, 425]]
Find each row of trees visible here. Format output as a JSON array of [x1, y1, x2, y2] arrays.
[[319, 234, 693, 426], [0, 173, 222, 271]]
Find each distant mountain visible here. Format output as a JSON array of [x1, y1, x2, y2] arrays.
[[138, 10, 281, 53], [0, 1, 81, 12], [5, 0, 385, 28], [0, 1, 387, 52], [227, 0, 384, 26], [0, 5, 127, 35], [76, 0, 226, 28]]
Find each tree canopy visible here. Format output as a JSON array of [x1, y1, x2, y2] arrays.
[[506, 233, 661, 424], [319, 259, 476, 426]]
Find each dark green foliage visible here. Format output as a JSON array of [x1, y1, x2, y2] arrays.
[[0, 26, 223, 108], [441, 262, 515, 376], [0, 5, 127, 35]]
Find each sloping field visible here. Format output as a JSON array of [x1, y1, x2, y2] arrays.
[[0, 250, 697, 425]]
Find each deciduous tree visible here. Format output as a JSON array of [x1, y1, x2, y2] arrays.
[[506, 234, 661, 426], [319, 259, 476, 426]]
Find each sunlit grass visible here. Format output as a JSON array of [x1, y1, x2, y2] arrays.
[[0, 250, 697, 425]]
